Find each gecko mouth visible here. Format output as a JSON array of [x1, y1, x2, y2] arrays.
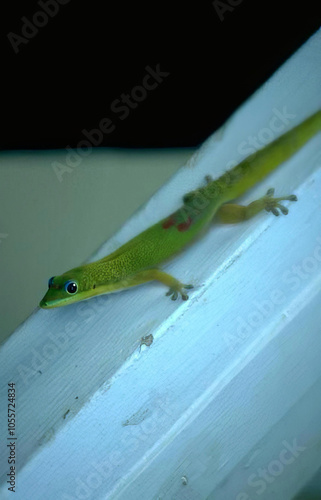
[[39, 298, 61, 309], [39, 298, 50, 309]]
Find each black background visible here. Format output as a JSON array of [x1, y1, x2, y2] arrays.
[[2, 0, 321, 151]]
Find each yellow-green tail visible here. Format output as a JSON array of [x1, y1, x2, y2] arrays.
[[218, 109, 321, 201]]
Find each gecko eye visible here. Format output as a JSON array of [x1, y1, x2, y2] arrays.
[[64, 280, 78, 294], [48, 276, 55, 287]]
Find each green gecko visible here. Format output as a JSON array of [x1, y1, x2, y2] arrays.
[[40, 110, 321, 309]]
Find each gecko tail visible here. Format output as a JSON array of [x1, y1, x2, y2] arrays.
[[218, 109, 321, 201]]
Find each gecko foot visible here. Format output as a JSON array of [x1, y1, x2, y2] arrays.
[[263, 188, 297, 216], [166, 284, 194, 301]]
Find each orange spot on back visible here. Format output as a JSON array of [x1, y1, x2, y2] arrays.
[[177, 217, 192, 232], [162, 215, 176, 229]]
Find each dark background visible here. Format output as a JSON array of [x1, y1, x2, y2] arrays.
[[2, 0, 321, 150]]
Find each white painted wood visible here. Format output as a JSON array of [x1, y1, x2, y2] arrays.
[[1, 30, 321, 500]]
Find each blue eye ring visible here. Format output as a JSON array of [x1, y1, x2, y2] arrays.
[[64, 280, 78, 294], [48, 276, 55, 287]]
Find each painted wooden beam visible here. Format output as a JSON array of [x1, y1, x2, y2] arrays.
[[0, 29, 321, 500]]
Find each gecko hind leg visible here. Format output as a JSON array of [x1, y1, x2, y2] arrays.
[[217, 188, 297, 223], [166, 283, 193, 301], [183, 175, 213, 204], [263, 188, 297, 216]]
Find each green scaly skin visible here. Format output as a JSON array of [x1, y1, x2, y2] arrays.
[[40, 110, 321, 308]]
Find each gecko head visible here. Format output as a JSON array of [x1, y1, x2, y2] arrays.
[[39, 269, 91, 309], [39, 260, 123, 309]]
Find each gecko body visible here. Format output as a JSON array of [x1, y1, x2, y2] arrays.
[[40, 110, 321, 308]]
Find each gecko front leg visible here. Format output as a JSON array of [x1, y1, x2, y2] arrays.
[[125, 269, 193, 301]]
